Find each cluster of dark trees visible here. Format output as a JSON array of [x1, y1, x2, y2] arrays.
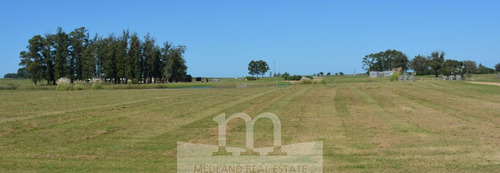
[[363, 49, 499, 76], [362, 49, 410, 73], [410, 53, 497, 76], [18, 27, 187, 85], [280, 72, 302, 80], [248, 60, 270, 78], [3, 72, 26, 79]]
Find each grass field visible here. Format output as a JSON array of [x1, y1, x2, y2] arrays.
[[0, 76, 499, 172]]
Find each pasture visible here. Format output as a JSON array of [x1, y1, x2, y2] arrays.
[[0, 76, 499, 172]]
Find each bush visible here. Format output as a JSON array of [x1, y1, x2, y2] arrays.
[[73, 84, 84, 90], [245, 76, 257, 81], [4, 73, 18, 79], [56, 84, 71, 91], [312, 79, 325, 84], [74, 80, 86, 84], [56, 77, 72, 91], [131, 78, 139, 84], [286, 75, 302, 80], [91, 82, 103, 90], [281, 72, 290, 79], [390, 72, 401, 82], [300, 77, 312, 84]]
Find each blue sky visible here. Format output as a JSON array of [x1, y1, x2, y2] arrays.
[[1, 0, 499, 78]]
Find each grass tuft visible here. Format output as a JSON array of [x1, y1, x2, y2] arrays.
[[55, 78, 72, 91]]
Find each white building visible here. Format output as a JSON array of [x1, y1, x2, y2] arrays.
[[369, 71, 393, 77]]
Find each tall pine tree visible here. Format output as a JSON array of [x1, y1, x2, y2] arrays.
[[54, 27, 70, 81]]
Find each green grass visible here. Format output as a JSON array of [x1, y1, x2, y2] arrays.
[[0, 77, 499, 172], [466, 73, 500, 82]]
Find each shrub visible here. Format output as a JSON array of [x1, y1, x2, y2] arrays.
[[281, 72, 290, 79], [91, 82, 103, 90], [56, 84, 71, 91], [74, 80, 86, 84], [73, 84, 84, 90], [245, 76, 257, 81], [390, 71, 402, 82], [286, 75, 302, 80], [300, 77, 312, 84], [312, 79, 325, 84], [131, 78, 139, 84], [56, 77, 72, 91]]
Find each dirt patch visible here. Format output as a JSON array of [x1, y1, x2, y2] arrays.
[[284, 80, 299, 85], [469, 82, 500, 86], [163, 150, 176, 159]]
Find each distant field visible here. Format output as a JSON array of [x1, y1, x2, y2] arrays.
[[1, 74, 498, 90], [0, 76, 499, 172]]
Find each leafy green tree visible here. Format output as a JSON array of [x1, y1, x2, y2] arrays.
[[81, 35, 97, 80], [477, 64, 495, 74], [462, 60, 477, 75], [94, 35, 118, 82], [164, 46, 187, 82], [257, 60, 270, 78], [69, 27, 88, 81], [363, 49, 408, 72], [104, 35, 118, 83], [428, 51, 445, 77], [248, 60, 258, 77], [152, 45, 162, 79], [28, 36, 44, 85], [142, 33, 155, 82], [94, 36, 106, 79], [495, 63, 500, 72], [128, 33, 142, 80], [54, 27, 70, 81], [439, 59, 462, 76], [4, 73, 18, 78], [281, 72, 290, 80], [19, 35, 44, 85], [248, 60, 269, 78], [410, 55, 430, 75], [17, 68, 28, 78], [42, 35, 55, 84], [160, 41, 172, 79], [115, 30, 129, 82], [392, 53, 409, 71]]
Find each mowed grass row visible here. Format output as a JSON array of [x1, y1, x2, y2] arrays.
[[0, 80, 499, 172], [328, 81, 499, 171]]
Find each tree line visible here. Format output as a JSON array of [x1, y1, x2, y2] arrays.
[[18, 27, 187, 85], [363, 49, 500, 76]]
